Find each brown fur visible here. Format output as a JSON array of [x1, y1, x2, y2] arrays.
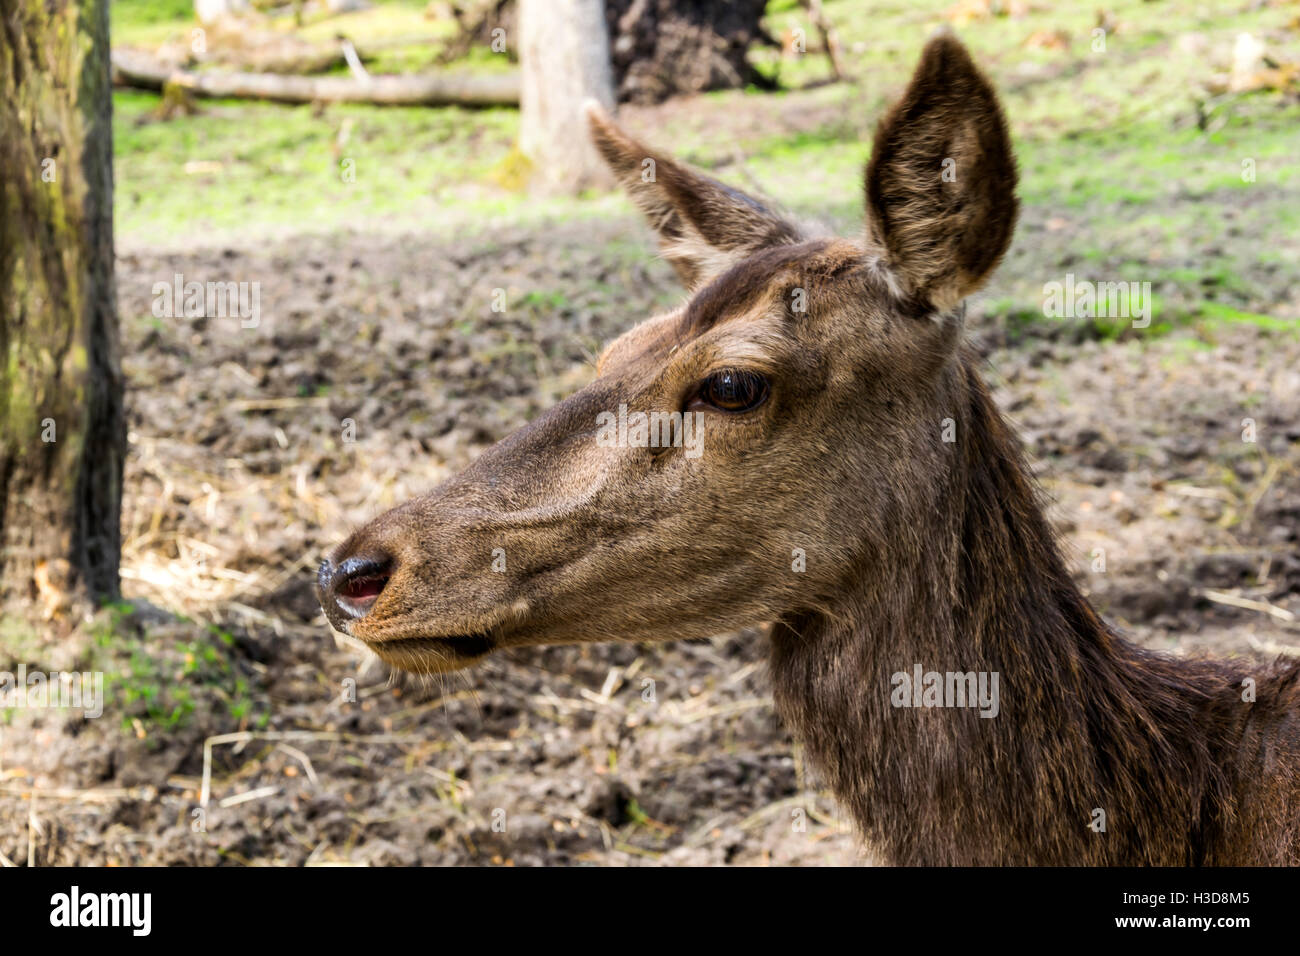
[[865, 34, 1019, 313], [318, 34, 1300, 865], [586, 103, 802, 289]]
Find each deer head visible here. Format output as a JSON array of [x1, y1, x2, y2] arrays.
[[316, 33, 1018, 676]]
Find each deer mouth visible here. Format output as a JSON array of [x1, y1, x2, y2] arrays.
[[356, 631, 498, 675], [371, 632, 496, 659]]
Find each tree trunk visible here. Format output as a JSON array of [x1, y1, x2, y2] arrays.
[[0, 0, 124, 633], [518, 0, 615, 194], [445, 1, 776, 104]]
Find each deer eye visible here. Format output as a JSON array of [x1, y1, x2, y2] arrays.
[[690, 368, 770, 413]]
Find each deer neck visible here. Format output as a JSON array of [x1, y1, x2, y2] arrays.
[[768, 357, 1250, 865]]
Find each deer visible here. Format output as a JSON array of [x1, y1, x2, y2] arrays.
[[316, 34, 1300, 865]]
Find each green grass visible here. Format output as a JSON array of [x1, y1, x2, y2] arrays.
[[113, 88, 522, 241], [111, 0, 1300, 331], [1192, 302, 1300, 333], [112, 0, 441, 48], [88, 602, 260, 733], [1, 598, 260, 733], [113, 0, 194, 34]]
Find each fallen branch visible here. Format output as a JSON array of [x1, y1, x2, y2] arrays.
[[199, 730, 433, 807], [1198, 588, 1297, 623], [199, 34, 446, 75], [111, 49, 520, 107], [0, 784, 159, 802]]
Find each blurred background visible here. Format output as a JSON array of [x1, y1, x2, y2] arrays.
[[2, 0, 1298, 865]]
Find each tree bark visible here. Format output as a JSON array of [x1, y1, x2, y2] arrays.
[[605, 0, 775, 104], [0, 0, 125, 630], [518, 0, 615, 194]]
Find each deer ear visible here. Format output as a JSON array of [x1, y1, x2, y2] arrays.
[[585, 103, 802, 290], [864, 33, 1018, 313]]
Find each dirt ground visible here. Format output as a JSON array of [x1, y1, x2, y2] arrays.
[[2, 210, 1297, 865]]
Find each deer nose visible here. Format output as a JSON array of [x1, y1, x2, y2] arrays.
[[316, 554, 392, 624]]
